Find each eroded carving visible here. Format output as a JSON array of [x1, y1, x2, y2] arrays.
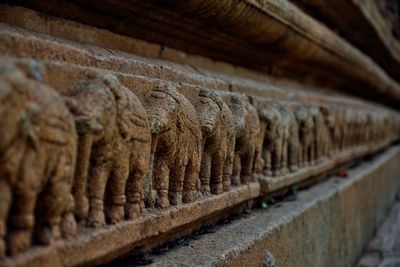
[[193, 89, 235, 195], [223, 93, 260, 185], [0, 62, 77, 256], [64, 74, 151, 227], [1, 58, 400, 264], [143, 84, 202, 208]]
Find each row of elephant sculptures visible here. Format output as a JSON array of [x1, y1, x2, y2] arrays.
[[0, 61, 399, 257]]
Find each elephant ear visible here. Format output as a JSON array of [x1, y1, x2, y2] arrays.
[[19, 104, 40, 150], [105, 75, 148, 141]]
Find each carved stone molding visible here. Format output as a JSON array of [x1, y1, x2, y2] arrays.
[[0, 5, 400, 265], [0, 55, 399, 265], [1, 2, 400, 107]]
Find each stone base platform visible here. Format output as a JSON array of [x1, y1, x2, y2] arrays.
[[0, 184, 259, 267], [357, 194, 400, 267], [124, 145, 400, 267]]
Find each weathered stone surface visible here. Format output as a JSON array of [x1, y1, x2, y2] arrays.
[[292, 0, 400, 82], [357, 199, 400, 267], [0, 61, 77, 257], [0, 5, 399, 266], [141, 146, 400, 267], [0, 54, 397, 266], [0, 14, 381, 109], [2, 1, 400, 108]]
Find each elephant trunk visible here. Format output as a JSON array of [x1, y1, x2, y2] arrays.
[[73, 133, 93, 221]]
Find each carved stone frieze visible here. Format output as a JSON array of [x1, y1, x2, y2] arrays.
[[0, 58, 399, 265]]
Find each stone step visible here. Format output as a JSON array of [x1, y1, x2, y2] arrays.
[[107, 145, 400, 267]]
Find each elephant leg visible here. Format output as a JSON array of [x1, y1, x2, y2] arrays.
[[222, 152, 233, 192], [231, 153, 241, 186], [87, 164, 110, 228], [281, 141, 288, 175], [153, 157, 170, 209], [0, 180, 11, 257], [240, 147, 255, 185], [72, 134, 92, 222], [253, 141, 264, 174], [8, 189, 35, 255], [126, 154, 149, 219], [183, 157, 200, 203], [61, 194, 77, 240], [210, 152, 224, 194], [264, 149, 272, 176], [297, 145, 303, 168], [288, 142, 298, 172], [272, 145, 281, 177], [310, 142, 315, 165], [7, 148, 38, 255], [169, 163, 185, 206], [199, 153, 212, 196], [303, 144, 309, 167], [126, 172, 144, 219], [36, 153, 75, 244], [106, 157, 129, 225]]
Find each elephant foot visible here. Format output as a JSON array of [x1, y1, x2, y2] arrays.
[[7, 230, 31, 255], [200, 185, 211, 196], [222, 181, 230, 192], [230, 175, 241, 186], [87, 210, 106, 228], [140, 201, 146, 212], [183, 190, 196, 203], [74, 195, 89, 222], [211, 183, 223, 195], [169, 192, 183, 206], [156, 196, 170, 209], [272, 170, 281, 177], [265, 170, 273, 177], [35, 224, 61, 245], [0, 238, 5, 258], [126, 202, 141, 220], [289, 165, 298, 173], [240, 175, 251, 185], [61, 213, 77, 239], [106, 205, 124, 224]]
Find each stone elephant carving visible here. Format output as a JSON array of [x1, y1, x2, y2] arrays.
[[319, 105, 336, 157], [329, 106, 344, 153], [251, 98, 284, 177], [0, 62, 77, 256], [294, 104, 315, 167], [277, 103, 301, 174], [64, 74, 151, 227], [143, 84, 202, 208], [193, 89, 235, 195], [223, 94, 260, 185], [310, 105, 331, 163]]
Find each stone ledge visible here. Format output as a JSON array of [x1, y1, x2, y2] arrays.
[[0, 183, 259, 267], [259, 143, 389, 195], [139, 145, 400, 267], [292, 0, 400, 82], [2, 1, 400, 107], [0, 22, 380, 109]]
